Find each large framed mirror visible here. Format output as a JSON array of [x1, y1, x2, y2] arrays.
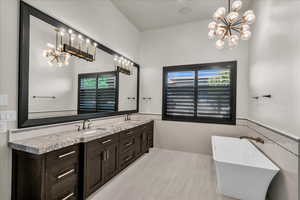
[[19, 2, 139, 128]]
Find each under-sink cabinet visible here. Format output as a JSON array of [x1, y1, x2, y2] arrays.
[[12, 121, 154, 200]]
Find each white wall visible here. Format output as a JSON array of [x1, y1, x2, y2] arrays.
[[24, 0, 140, 61], [0, 0, 140, 199], [139, 20, 250, 154], [248, 0, 300, 137], [139, 20, 249, 118]]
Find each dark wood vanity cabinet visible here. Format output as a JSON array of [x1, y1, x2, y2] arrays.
[[12, 145, 81, 200], [84, 134, 119, 197], [12, 121, 154, 200]]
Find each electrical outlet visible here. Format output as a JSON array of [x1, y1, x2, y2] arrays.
[[0, 94, 8, 106]]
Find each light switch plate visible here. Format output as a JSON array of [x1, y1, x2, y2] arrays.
[[0, 94, 8, 106], [0, 121, 7, 132], [0, 110, 17, 121]]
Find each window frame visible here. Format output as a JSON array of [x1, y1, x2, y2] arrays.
[[162, 61, 237, 125], [78, 71, 119, 114]]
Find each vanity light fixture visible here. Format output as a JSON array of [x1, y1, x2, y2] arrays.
[[113, 55, 134, 75], [208, 0, 256, 49], [62, 29, 96, 62]]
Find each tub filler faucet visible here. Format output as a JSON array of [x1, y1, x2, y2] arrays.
[[240, 136, 265, 144]]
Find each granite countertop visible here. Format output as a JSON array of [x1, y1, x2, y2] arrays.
[[9, 119, 153, 155]]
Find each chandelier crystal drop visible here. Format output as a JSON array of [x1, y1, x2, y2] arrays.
[[208, 0, 256, 49]]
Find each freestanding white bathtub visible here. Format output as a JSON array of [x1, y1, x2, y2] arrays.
[[212, 136, 279, 200]]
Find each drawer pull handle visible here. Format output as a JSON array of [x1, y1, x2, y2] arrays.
[[58, 151, 76, 159], [102, 139, 112, 144], [61, 192, 74, 200], [57, 169, 75, 179], [125, 142, 133, 147], [126, 131, 134, 135], [124, 155, 133, 162]]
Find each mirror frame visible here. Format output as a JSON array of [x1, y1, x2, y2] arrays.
[[18, 2, 140, 128]]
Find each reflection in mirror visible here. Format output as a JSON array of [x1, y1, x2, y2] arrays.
[[28, 15, 137, 119]]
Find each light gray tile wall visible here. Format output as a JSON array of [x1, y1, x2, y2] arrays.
[[246, 121, 299, 200]]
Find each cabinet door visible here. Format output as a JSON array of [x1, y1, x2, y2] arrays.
[[135, 132, 142, 157], [141, 131, 148, 153], [102, 143, 118, 183], [85, 148, 104, 197]]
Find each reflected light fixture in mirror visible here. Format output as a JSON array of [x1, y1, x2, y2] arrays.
[[43, 28, 98, 67], [113, 55, 134, 75]]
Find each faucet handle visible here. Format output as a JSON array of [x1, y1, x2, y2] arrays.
[[87, 122, 93, 129], [75, 125, 81, 131]]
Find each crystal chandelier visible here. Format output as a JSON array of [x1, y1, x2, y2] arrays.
[[43, 29, 70, 67], [208, 0, 256, 49]]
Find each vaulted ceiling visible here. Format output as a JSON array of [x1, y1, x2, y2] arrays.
[[111, 0, 252, 31]]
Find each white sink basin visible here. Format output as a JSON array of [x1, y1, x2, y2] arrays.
[[80, 127, 108, 135]]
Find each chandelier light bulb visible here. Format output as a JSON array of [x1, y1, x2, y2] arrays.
[[208, 21, 217, 30], [232, 0, 243, 12], [227, 12, 239, 23], [216, 39, 225, 50], [241, 24, 250, 31], [93, 42, 98, 47], [68, 29, 73, 34], [228, 35, 239, 49], [86, 39, 90, 44], [213, 7, 226, 20], [43, 50, 48, 58], [78, 34, 83, 40], [241, 31, 252, 40], [243, 10, 256, 24], [216, 27, 226, 37], [208, 30, 216, 40]]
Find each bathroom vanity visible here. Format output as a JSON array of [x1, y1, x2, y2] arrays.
[[11, 120, 154, 200]]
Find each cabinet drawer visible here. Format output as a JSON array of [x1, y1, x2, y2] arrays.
[[119, 148, 136, 169], [49, 180, 78, 200], [46, 145, 79, 166], [120, 136, 136, 153], [87, 134, 118, 153], [47, 161, 79, 187], [120, 128, 138, 139]]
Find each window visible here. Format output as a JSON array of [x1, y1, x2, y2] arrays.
[[162, 61, 236, 125], [78, 72, 118, 114]]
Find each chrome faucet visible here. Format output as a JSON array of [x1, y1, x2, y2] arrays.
[[125, 114, 131, 121], [240, 136, 264, 144], [76, 119, 92, 131], [83, 119, 92, 130]]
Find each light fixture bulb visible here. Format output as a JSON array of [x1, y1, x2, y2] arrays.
[[78, 34, 83, 40], [93, 42, 98, 47], [86, 39, 90, 44], [208, 21, 217, 30], [228, 35, 239, 49], [213, 7, 226, 20], [232, 0, 242, 11], [243, 10, 256, 24], [227, 12, 239, 23], [241, 31, 252, 40], [208, 30, 216, 40], [241, 24, 250, 31], [216, 27, 226, 37], [68, 29, 73, 34], [216, 39, 225, 50]]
